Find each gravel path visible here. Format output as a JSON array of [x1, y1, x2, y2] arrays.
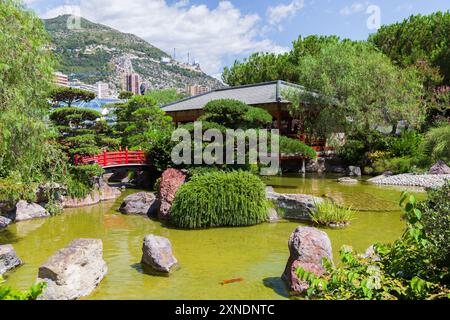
[[368, 174, 450, 189]]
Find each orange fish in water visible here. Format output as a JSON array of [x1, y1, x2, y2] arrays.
[[220, 278, 244, 285]]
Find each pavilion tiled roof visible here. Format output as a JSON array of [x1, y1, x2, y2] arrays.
[[161, 80, 306, 112]]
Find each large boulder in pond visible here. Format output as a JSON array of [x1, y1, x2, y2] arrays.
[[37, 238, 107, 300], [282, 227, 333, 296], [429, 160, 450, 174], [0, 216, 12, 229], [158, 168, 187, 220], [141, 235, 178, 275], [98, 179, 122, 201], [0, 244, 22, 275], [119, 192, 158, 216], [267, 192, 323, 221], [13, 201, 50, 222]]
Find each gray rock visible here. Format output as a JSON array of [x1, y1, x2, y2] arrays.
[[338, 177, 358, 184], [141, 235, 178, 274], [347, 166, 362, 176], [98, 179, 122, 201], [62, 190, 101, 208], [13, 201, 50, 222], [0, 244, 22, 275], [267, 192, 323, 221], [429, 160, 450, 175], [119, 192, 158, 216], [37, 238, 107, 300], [0, 216, 12, 229], [282, 227, 333, 295]]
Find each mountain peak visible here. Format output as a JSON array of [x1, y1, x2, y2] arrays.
[[43, 15, 223, 94]]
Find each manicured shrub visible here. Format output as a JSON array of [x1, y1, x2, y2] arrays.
[[310, 200, 355, 228], [279, 136, 317, 159], [170, 171, 268, 229]]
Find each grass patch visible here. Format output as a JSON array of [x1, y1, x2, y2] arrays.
[[310, 200, 356, 228]]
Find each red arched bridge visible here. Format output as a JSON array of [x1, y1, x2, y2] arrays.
[[74, 148, 150, 169]]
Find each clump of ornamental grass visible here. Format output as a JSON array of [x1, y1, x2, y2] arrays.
[[170, 170, 268, 229], [310, 200, 356, 228]]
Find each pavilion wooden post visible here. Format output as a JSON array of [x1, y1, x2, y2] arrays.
[[276, 102, 282, 131]]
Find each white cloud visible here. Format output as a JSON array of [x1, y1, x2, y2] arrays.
[[41, 0, 288, 75], [267, 0, 305, 28], [339, 2, 366, 16]]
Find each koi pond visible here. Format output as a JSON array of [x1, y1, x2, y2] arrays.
[[0, 174, 424, 300]]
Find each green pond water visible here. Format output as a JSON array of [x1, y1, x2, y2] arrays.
[[0, 175, 425, 300]]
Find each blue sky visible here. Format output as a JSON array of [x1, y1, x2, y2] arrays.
[[25, 0, 450, 76]]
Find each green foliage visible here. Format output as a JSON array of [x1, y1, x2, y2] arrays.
[[370, 157, 418, 175], [296, 41, 425, 133], [118, 91, 134, 100], [370, 11, 450, 85], [139, 128, 175, 173], [384, 131, 423, 158], [49, 86, 95, 107], [201, 99, 272, 129], [170, 171, 268, 229], [0, 177, 38, 205], [0, 0, 55, 117], [420, 122, 450, 164], [279, 136, 317, 159], [297, 190, 450, 300], [0, 278, 46, 300], [50, 107, 104, 156], [114, 95, 173, 147], [419, 182, 450, 277], [64, 164, 104, 198], [310, 200, 355, 227]]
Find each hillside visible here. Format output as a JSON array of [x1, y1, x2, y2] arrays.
[[43, 15, 223, 93]]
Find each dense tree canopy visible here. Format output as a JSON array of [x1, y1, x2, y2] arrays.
[[114, 95, 173, 147], [49, 107, 119, 156], [370, 11, 450, 85]]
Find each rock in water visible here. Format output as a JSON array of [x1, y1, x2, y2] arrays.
[[0, 216, 12, 229], [119, 192, 158, 216], [282, 227, 333, 295], [158, 169, 187, 220], [14, 201, 50, 222], [141, 235, 178, 274], [338, 177, 358, 184], [347, 166, 362, 176], [267, 192, 323, 221], [37, 239, 107, 300], [429, 160, 450, 174], [0, 244, 22, 275]]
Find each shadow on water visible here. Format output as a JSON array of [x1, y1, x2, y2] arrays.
[[263, 277, 290, 299], [0, 229, 20, 244]]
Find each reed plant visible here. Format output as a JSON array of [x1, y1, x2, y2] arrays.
[[310, 200, 355, 227]]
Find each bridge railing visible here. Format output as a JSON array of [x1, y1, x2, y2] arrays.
[[74, 148, 148, 168]]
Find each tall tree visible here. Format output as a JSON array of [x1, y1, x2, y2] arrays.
[[0, 0, 66, 182], [287, 41, 425, 136]]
